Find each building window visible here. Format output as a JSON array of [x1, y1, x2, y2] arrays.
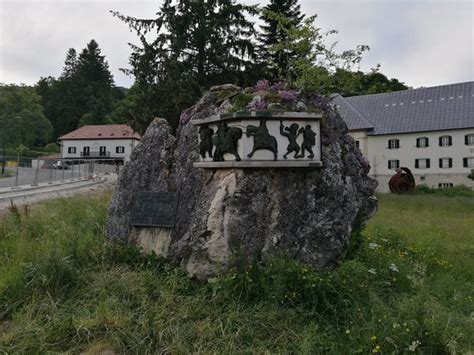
[[439, 158, 452, 169], [416, 137, 429, 148], [388, 160, 400, 170], [83, 146, 90, 157], [438, 183, 453, 189], [463, 157, 474, 168], [116, 146, 125, 154], [355, 140, 360, 149], [67, 147, 76, 154], [420, 176, 426, 181], [99, 146, 107, 156], [388, 139, 400, 149], [465, 134, 474, 146], [439, 135, 452, 147], [415, 158, 430, 169]]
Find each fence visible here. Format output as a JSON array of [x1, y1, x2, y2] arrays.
[[0, 156, 120, 189]]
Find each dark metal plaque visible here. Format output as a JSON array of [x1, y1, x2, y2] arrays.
[[130, 192, 178, 228]]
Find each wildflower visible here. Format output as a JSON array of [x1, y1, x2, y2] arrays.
[[270, 81, 285, 91], [179, 109, 192, 124], [278, 90, 299, 102], [409, 340, 421, 352], [368, 268, 377, 275], [393, 323, 400, 329], [345, 329, 350, 334], [369, 242, 379, 249], [389, 263, 399, 272], [371, 335, 377, 341], [247, 97, 268, 111], [372, 345, 381, 353], [255, 79, 270, 91]]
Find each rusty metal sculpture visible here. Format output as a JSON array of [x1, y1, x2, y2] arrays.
[[389, 167, 416, 193]]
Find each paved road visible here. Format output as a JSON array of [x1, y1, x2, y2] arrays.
[[0, 166, 87, 188]]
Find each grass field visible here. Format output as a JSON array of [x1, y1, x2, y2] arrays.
[[0, 192, 473, 354]]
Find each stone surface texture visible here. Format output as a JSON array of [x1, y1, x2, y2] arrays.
[[106, 85, 378, 279]]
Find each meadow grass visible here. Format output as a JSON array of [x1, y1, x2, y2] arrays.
[[0, 191, 473, 354]]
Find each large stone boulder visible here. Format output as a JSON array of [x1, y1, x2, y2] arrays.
[[106, 85, 378, 279]]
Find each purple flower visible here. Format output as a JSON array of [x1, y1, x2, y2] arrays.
[[180, 109, 192, 124], [270, 81, 286, 91], [278, 90, 299, 102], [255, 79, 270, 91], [248, 98, 268, 111], [343, 134, 354, 145], [308, 93, 331, 111], [357, 154, 370, 174]]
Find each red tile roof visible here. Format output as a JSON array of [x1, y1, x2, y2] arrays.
[[59, 124, 140, 140]]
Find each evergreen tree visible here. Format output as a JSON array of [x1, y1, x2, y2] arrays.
[[36, 40, 119, 137], [61, 48, 78, 80], [111, 0, 259, 131], [259, 0, 304, 79], [75, 40, 116, 126]]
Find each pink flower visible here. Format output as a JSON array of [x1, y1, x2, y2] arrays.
[[278, 90, 299, 102], [270, 81, 286, 91], [180, 109, 192, 124], [255, 79, 270, 91]]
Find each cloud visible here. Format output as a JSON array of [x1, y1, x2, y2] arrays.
[[0, 0, 472, 88]]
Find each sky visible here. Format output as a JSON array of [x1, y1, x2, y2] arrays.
[[0, 0, 472, 89]]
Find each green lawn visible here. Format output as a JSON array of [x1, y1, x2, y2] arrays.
[[0, 192, 472, 354], [370, 193, 474, 268]]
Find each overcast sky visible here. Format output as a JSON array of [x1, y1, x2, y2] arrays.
[[0, 0, 472, 89]]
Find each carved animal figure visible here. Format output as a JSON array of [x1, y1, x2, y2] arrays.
[[388, 167, 416, 193], [246, 120, 278, 160], [199, 125, 214, 159], [212, 123, 243, 162], [280, 122, 301, 159], [297, 125, 317, 159]]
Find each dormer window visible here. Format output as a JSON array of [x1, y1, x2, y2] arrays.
[[416, 137, 429, 148], [439, 135, 452, 147], [388, 139, 400, 149]]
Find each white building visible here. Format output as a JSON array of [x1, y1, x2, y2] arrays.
[[332, 81, 474, 192], [59, 124, 140, 163]]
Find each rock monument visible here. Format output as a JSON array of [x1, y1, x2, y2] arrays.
[[106, 82, 378, 279]]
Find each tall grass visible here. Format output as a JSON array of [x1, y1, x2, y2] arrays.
[[0, 192, 473, 353]]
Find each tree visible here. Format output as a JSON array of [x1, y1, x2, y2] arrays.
[[111, 0, 259, 131], [36, 40, 119, 138], [0, 85, 52, 149], [259, 0, 304, 79]]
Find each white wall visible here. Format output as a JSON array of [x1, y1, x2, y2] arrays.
[[349, 128, 474, 191], [350, 130, 369, 157], [61, 138, 138, 162]]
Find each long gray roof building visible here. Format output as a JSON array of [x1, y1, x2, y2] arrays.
[[332, 81, 474, 135]]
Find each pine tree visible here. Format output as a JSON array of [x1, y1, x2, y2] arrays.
[[259, 0, 304, 79], [36, 40, 118, 138], [61, 48, 78, 80], [111, 0, 259, 130]]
